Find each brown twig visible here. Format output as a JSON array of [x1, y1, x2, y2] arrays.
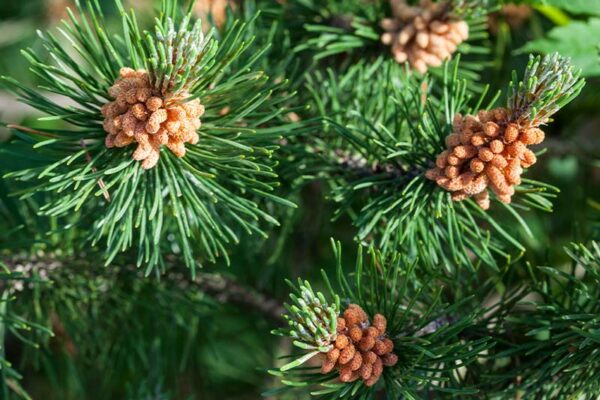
[[1, 254, 284, 324], [6, 124, 58, 138], [334, 149, 423, 181], [192, 272, 285, 324]]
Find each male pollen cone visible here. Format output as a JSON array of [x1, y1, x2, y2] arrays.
[[381, 0, 469, 73], [425, 107, 545, 209], [320, 304, 398, 387], [101, 67, 204, 169]]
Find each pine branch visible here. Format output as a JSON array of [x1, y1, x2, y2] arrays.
[[290, 56, 571, 271], [271, 239, 600, 398], [269, 239, 501, 398], [0, 253, 284, 324], [332, 149, 423, 181], [187, 271, 285, 323], [0, 0, 301, 274], [473, 241, 600, 397], [0, 250, 286, 399]]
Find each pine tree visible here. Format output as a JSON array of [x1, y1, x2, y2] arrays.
[[0, 0, 598, 399]]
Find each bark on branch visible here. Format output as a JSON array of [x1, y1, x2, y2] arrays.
[[0, 254, 285, 324]]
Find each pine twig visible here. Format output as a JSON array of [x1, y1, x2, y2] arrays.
[[190, 272, 285, 324], [0, 254, 285, 324], [6, 124, 58, 138], [333, 149, 423, 181]]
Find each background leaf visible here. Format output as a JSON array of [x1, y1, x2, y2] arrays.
[[541, 0, 600, 16], [521, 18, 600, 77]]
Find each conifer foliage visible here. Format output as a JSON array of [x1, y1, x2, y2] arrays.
[[0, 0, 598, 399], [1, 0, 298, 274]]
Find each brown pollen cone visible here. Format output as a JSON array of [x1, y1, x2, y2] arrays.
[[381, 0, 468, 73], [193, 0, 237, 30], [425, 107, 545, 209], [488, 4, 532, 35], [320, 304, 398, 387], [101, 67, 204, 169]]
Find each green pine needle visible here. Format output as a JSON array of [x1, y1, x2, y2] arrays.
[[0, 0, 300, 275]]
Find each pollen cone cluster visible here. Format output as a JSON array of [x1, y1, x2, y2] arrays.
[[425, 108, 545, 209], [101, 67, 204, 169], [320, 304, 398, 387], [381, 0, 468, 73]]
